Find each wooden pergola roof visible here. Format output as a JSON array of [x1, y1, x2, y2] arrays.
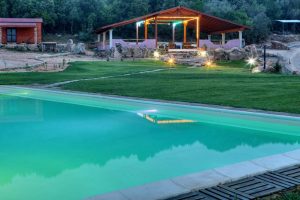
[[95, 6, 249, 34]]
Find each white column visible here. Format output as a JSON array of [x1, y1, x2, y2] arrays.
[[208, 35, 211, 41], [221, 33, 225, 46], [172, 24, 176, 43], [109, 29, 113, 48], [34, 27, 38, 45], [239, 31, 243, 48], [102, 32, 106, 49], [97, 34, 101, 42], [0, 27, 2, 45], [136, 23, 139, 45]]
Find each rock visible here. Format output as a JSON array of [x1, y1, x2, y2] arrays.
[[270, 34, 300, 43], [213, 48, 228, 60], [66, 39, 74, 52], [244, 45, 259, 57], [27, 44, 39, 51], [271, 41, 290, 50], [228, 47, 246, 61], [56, 44, 67, 53], [132, 47, 145, 58], [256, 59, 282, 73], [15, 44, 27, 51], [113, 45, 123, 60], [252, 67, 262, 73], [73, 43, 86, 54]]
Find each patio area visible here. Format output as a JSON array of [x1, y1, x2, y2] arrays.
[[95, 6, 249, 51]]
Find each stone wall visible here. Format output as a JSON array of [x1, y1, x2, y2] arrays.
[[270, 34, 300, 43], [96, 44, 155, 60]]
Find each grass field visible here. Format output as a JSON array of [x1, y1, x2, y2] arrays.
[[0, 60, 165, 85], [1, 60, 300, 114]]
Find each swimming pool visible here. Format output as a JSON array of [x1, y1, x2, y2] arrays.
[[1, 86, 300, 200]]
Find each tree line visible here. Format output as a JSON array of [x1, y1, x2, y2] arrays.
[[0, 0, 300, 43]]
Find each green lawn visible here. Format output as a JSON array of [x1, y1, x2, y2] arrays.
[[1, 60, 300, 114], [0, 60, 165, 85]]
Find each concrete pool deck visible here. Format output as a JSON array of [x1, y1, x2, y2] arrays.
[[88, 149, 300, 200]]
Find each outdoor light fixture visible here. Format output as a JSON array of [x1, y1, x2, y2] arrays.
[[136, 21, 145, 27], [153, 51, 160, 58], [247, 57, 257, 66], [173, 21, 183, 27], [205, 60, 213, 67], [168, 58, 175, 65]]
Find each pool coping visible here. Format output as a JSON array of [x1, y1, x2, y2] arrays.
[[5, 85, 300, 119], [1, 86, 300, 200], [88, 149, 300, 200]]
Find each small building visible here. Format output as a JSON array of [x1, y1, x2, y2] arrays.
[[0, 18, 43, 45], [95, 6, 249, 50]]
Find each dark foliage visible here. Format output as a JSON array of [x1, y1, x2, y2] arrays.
[[0, 0, 299, 43]]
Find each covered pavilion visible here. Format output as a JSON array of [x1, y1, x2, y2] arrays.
[[95, 6, 249, 50]]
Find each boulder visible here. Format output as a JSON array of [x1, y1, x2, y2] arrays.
[[213, 48, 228, 60], [270, 34, 300, 43], [244, 45, 259, 57], [228, 47, 246, 61], [73, 43, 86, 54], [56, 44, 67, 53], [66, 39, 75, 52], [27, 44, 39, 51], [132, 47, 145, 58], [113, 45, 123, 60], [271, 41, 290, 50]]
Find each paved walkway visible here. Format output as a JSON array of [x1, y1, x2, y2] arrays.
[[267, 42, 300, 73], [45, 68, 166, 88]]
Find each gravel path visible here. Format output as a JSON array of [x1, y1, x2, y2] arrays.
[[45, 68, 166, 88]]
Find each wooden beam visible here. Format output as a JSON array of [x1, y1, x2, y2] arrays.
[[196, 16, 200, 48], [155, 17, 158, 49], [144, 21, 148, 40], [0, 27, 2, 45], [210, 28, 245, 35], [183, 21, 187, 43]]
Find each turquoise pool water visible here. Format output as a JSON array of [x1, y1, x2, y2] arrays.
[[1, 87, 300, 200]]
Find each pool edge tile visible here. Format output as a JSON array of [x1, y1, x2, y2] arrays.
[[214, 161, 268, 180], [85, 191, 129, 200], [119, 179, 189, 200], [251, 154, 300, 170], [283, 149, 300, 161], [171, 169, 231, 191]]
